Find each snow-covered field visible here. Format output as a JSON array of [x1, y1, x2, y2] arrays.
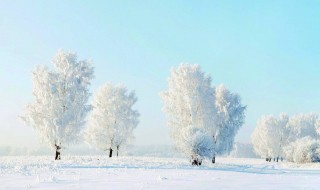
[[1, 156, 320, 189]]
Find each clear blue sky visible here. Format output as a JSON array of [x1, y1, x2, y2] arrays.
[[1, 0, 320, 148]]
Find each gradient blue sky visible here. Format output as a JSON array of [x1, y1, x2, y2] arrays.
[[1, 0, 320, 148]]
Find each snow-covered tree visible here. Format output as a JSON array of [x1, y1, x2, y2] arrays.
[[287, 113, 320, 142], [252, 113, 320, 162], [252, 114, 289, 161], [284, 137, 320, 163], [161, 64, 245, 164], [22, 50, 94, 159], [161, 64, 216, 164], [213, 85, 246, 162], [85, 83, 139, 157]]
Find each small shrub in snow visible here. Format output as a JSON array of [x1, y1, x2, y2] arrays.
[[188, 128, 215, 162], [284, 137, 320, 163]]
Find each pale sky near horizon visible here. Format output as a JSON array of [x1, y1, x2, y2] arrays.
[[1, 0, 320, 148]]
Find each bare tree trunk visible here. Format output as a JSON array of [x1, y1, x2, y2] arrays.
[[109, 148, 113, 158], [55, 144, 61, 160], [192, 159, 201, 166], [55, 150, 61, 160], [117, 145, 119, 157], [55, 150, 58, 160], [192, 159, 198, 165], [276, 157, 279, 162], [212, 135, 217, 164], [192, 155, 196, 165], [191, 156, 201, 166]]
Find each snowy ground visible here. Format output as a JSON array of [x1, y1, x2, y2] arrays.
[[1, 156, 320, 189]]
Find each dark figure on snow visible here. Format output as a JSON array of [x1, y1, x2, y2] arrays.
[[55, 144, 61, 160]]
